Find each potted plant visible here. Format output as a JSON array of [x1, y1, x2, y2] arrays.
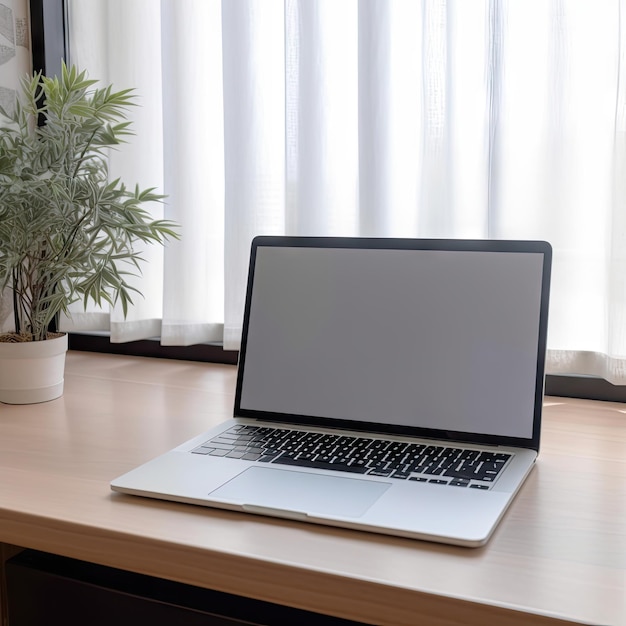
[[0, 63, 178, 404]]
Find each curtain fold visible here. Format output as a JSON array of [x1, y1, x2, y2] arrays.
[[160, 0, 225, 346], [64, 0, 626, 383], [286, 0, 359, 238], [221, 0, 286, 348]]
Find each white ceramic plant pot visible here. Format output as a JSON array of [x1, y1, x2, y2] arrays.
[[0, 334, 68, 404]]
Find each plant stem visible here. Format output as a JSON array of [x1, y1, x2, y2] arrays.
[[72, 128, 98, 179], [11, 268, 20, 334]]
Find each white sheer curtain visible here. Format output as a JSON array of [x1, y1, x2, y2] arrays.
[[65, 0, 626, 383]]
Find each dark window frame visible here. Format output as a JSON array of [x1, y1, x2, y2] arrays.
[[30, 0, 67, 78], [30, 1, 626, 400], [67, 334, 238, 366]]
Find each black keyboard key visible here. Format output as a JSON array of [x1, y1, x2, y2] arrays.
[[437, 458, 457, 470], [366, 449, 387, 461], [258, 454, 279, 463], [443, 460, 482, 479], [386, 442, 408, 454], [367, 460, 389, 471], [422, 465, 444, 475], [385, 460, 404, 472], [368, 469, 393, 477], [391, 472, 411, 479], [351, 459, 368, 468], [449, 479, 469, 487], [262, 447, 281, 455], [271, 456, 369, 474], [316, 454, 334, 463], [480, 461, 505, 473], [459, 450, 480, 461], [368, 440, 386, 450]]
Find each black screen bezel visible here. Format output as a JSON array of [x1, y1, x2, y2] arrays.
[[233, 236, 552, 453]]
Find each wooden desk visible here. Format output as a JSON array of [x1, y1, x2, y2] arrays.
[[0, 351, 624, 625]]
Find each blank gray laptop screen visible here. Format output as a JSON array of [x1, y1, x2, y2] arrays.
[[239, 246, 544, 439]]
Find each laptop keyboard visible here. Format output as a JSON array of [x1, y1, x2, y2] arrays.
[[191, 425, 512, 489]]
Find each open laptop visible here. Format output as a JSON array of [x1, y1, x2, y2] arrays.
[[111, 236, 552, 547]]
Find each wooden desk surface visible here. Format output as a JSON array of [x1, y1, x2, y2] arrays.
[[0, 351, 624, 626]]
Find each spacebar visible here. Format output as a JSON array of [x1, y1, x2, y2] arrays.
[[271, 456, 369, 474]]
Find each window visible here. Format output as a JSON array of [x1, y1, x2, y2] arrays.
[[28, 1, 626, 400]]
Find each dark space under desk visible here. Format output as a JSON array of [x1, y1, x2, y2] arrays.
[[0, 351, 624, 625]]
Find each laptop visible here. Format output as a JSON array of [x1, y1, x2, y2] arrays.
[[111, 236, 552, 547]]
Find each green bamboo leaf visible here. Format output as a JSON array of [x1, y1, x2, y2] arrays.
[[0, 64, 179, 340]]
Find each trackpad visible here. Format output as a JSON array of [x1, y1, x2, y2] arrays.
[[210, 466, 391, 518]]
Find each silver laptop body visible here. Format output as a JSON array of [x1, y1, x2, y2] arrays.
[[111, 236, 552, 547]]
